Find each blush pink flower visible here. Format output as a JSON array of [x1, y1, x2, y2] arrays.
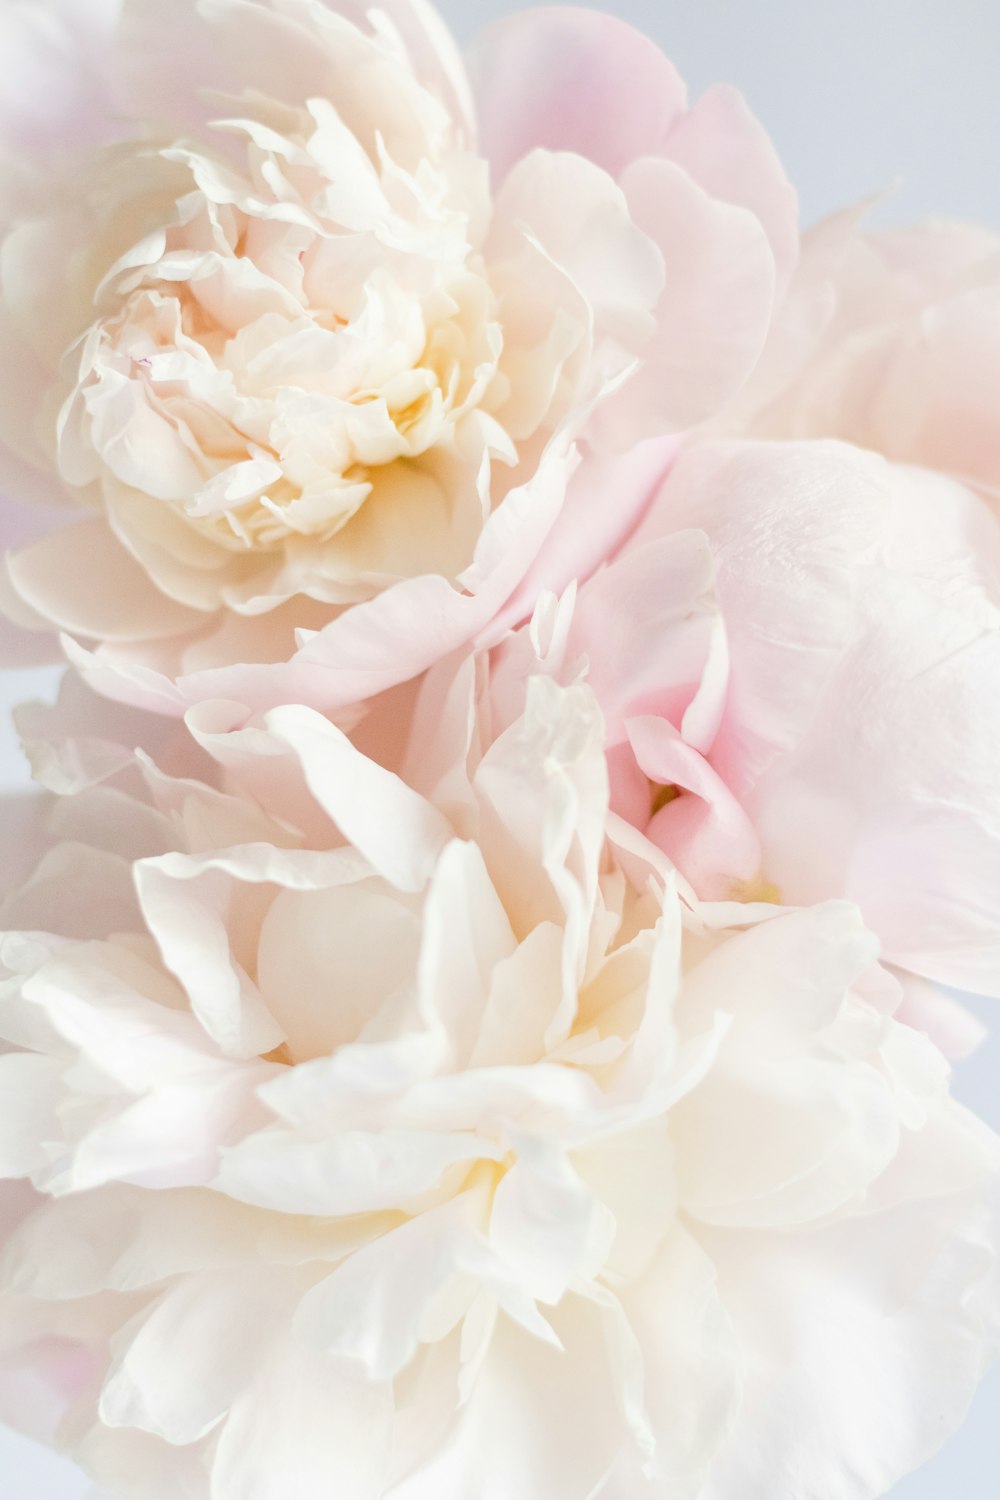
[[0, 655, 996, 1500], [0, 0, 794, 715], [721, 208, 1000, 494], [493, 439, 1000, 1010]]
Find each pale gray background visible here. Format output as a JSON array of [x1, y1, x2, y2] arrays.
[[1, 0, 998, 1494]]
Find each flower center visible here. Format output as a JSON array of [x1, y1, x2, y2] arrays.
[[59, 114, 504, 566]]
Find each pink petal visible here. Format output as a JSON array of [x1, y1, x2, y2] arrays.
[[628, 715, 761, 897], [485, 437, 678, 643], [595, 160, 777, 442], [631, 440, 882, 795], [468, 6, 688, 184], [563, 528, 720, 745], [0, 0, 120, 155], [636, 441, 1000, 996], [871, 282, 1000, 490], [71, 437, 576, 715], [662, 83, 799, 296]]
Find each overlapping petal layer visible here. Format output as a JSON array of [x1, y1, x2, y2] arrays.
[[0, 0, 793, 710], [518, 440, 1000, 1002], [0, 7, 996, 1500], [0, 655, 995, 1500]]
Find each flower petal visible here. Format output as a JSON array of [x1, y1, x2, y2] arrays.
[[468, 7, 687, 183]]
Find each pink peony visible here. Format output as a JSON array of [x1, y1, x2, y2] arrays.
[[493, 439, 1000, 1012], [0, 0, 794, 713]]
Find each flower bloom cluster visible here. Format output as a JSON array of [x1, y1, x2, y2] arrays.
[[0, 4, 997, 1500]]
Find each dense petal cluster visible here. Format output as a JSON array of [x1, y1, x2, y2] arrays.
[[0, 665, 996, 1500], [494, 439, 1000, 1010], [0, 0, 793, 712], [0, 5, 998, 1500]]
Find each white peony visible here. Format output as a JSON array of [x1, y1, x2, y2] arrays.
[[0, 651, 996, 1500]]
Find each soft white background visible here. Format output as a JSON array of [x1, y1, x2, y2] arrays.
[[1, 0, 998, 1493]]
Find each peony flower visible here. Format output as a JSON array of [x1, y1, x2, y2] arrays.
[[0, 0, 794, 714], [491, 439, 1000, 1012], [0, 654, 997, 1500], [719, 207, 1000, 494]]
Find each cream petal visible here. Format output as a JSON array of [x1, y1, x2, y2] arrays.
[[134, 846, 366, 1057], [99, 1266, 291, 1445], [5, 519, 205, 641], [697, 1190, 1000, 1499], [217, 1123, 501, 1219], [1, 1187, 289, 1300], [675, 904, 896, 1229], [294, 1197, 482, 1382], [261, 704, 452, 891], [212, 1340, 392, 1500], [0, 1054, 63, 1178], [388, 1293, 629, 1500], [61, 436, 572, 716], [608, 1228, 740, 1490], [118, 0, 453, 169], [489, 1137, 608, 1305], [258, 880, 423, 1061], [416, 838, 517, 1060]]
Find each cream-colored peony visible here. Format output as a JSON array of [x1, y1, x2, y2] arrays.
[[0, 651, 996, 1500], [0, 0, 794, 712]]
